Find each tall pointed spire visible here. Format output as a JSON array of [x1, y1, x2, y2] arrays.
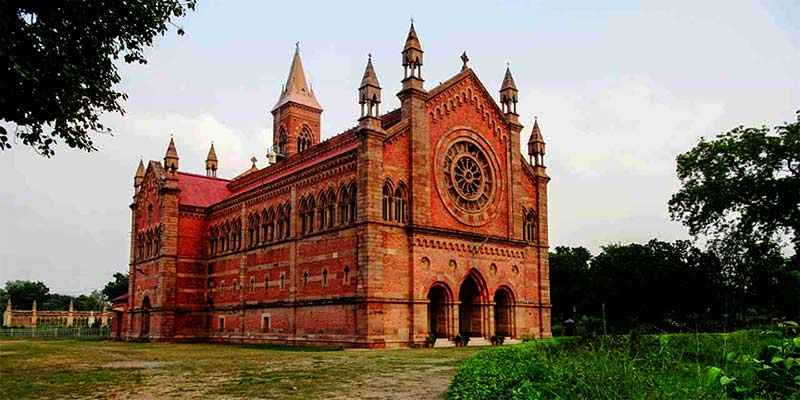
[[402, 21, 424, 82], [164, 135, 179, 174], [500, 65, 519, 115], [528, 117, 546, 166], [359, 54, 382, 119], [272, 44, 322, 112], [134, 159, 145, 192], [205, 142, 218, 177]]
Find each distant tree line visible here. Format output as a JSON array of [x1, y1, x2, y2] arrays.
[[0, 272, 128, 314], [550, 239, 799, 334]]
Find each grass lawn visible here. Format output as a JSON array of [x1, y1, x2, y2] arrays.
[[0, 339, 483, 399]]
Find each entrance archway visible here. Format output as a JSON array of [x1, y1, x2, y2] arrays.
[[494, 287, 514, 337], [458, 272, 486, 337], [141, 296, 151, 337], [427, 284, 450, 338]]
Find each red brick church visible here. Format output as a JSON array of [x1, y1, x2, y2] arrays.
[[116, 24, 551, 347]]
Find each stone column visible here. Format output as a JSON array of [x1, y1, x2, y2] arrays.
[[67, 299, 74, 327], [3, 298, 11, 326], [31, 300, 37, 327]]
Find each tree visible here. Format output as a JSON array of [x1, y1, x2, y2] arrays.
[[0, 0, 196, 156], [668, 112, 800, 258], [102, 272, 129, 301], [549, 246, 591, 321], [0, 280, 50, 311]]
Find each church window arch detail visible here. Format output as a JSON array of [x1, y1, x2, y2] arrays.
[[393, 182, 408, 223], [322, 268, 329, 287], [277, 126, 287, 156], [249, 276, 255, 293], [523, 208, 536, 242], [298, 126, 313, 152], [382, 181, 393, 221]]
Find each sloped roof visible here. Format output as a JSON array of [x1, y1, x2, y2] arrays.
[[177, 172, 232, 207]]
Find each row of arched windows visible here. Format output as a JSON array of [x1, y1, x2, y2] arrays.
[[522, 207, 536, 242], [209, 218, 243, 255], [299, 182, 357, 235], [207, 265, 351, 300], [136, 226, 162, 261], [246, 203, 291, 248], [382, 180, 408, 223]]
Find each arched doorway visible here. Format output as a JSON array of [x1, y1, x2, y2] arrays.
[[427, 284, 450, 338], [140, 296, 151, 337], [494, 287, 514, 337], [459, 272, 486, 337]]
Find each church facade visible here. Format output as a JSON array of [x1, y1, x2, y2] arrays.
[[119, 24, 551, 348]]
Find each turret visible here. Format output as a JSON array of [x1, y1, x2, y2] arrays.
[[164, 136, 179, 175], [205, 142, 218, 177], [359, 55, 382, 119], [500, 66, 519, 116], [528, 117, 546, 166], [134, 159, 145, 193], [402, 21, 424, 86]]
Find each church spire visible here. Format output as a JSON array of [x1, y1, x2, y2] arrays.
[[528, 117, 546, 166], [272, 43, 322, 112], [134, 159, 145, 192], [500, 66, 518, 115], [359, 54, 381, 119], [205, 142, 218, 177], [164, 136, 179, 174], [402, 21, 424, 81]]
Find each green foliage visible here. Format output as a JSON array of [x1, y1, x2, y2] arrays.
[[0, 280, 49, 311], [102, 272, 129, 301], [550, 240, 799, 334], [0, 0, 196, 156], [705, 322, 800, 398], [448, 331, 782, 399], [669, 112, 800, 257]]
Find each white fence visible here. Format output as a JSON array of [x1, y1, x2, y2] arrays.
[[0, 327, 110, 338]]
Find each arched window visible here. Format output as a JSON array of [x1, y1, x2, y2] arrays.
[[220, 281, 226, 295], [382, 181, 393, 221], [523, 208, 536, 242], [394, 183, 407, 224], [320, 189, 335, 229], [343, 265, 350, 284], [322, 269, 329, 287], [280, 273, 286, 290], [303, 271, 309, 287], [266, 208, 275, 242], [283, 205, 291, 238], [264, 274, 269, 293], [301, 196, 315, 235], [249, 276, 255, 293], [248, 215, 256, 248], [232, 279, 238, 293], [347, 184, 356, 224], [298, 126, 312, 152], [337, 186, 348, 225], [277, 127, 287, 156]]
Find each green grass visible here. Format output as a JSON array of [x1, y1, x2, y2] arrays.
[[0, 339, 483, 399], [447, 330, 790, 400]]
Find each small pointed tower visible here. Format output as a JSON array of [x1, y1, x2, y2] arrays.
[[528, 117, 546, 167], [271, 43, 323, 160], [500, 66, 519, 116], [134, 159, 145, 194], [401, 21, 424, 89], [164, 136, 179, 174], [205, 142, 218, 177], [359, 54, 382, 120]]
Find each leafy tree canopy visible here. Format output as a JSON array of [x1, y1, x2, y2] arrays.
[[102, 272, 129, 301], [0, 280, 49, 311], [0, 0, 196, 156], [668, 112, 800, 257]]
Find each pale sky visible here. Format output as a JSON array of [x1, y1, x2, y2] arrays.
[[1, 0, 798, 295]]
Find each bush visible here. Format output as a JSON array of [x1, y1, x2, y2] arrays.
[[447, 331, 781, 399]]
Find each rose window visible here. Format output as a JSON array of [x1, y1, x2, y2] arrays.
[[443, 141, 494, 214]]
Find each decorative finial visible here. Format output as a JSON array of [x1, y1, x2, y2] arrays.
[[461, 51, 469, 71], [410, 17, 414, 26], [507, 61, 510, 68], [535, 115, 538, 121], [251, 156, 257, 167], [295, 41, 300, 50], [170, 133, 173, 138], [368, 53, 372, 60]]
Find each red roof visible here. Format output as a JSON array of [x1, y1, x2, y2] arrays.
[[111, 293, 129, 303], [177, 172, 232, 207]]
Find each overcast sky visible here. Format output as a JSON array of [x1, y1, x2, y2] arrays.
[[1, 0, 798, 295]]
